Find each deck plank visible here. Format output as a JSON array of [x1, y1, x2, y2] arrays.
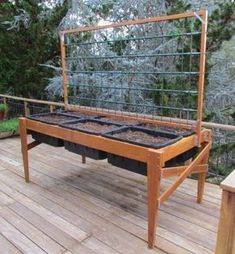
[[0, 137, 221, 254], [0, 234, 22, 254]]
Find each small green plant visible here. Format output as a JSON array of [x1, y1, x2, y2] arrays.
[[0, 118, 18, 133], [0, 104, 8, 112]]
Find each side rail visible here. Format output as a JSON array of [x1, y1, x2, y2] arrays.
[[0, 94, 65, 117], [216, 170, 235, 254]]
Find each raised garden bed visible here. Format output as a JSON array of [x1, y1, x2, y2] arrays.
[[27, 112, 81, 125], [59, 119, 123, 135], [28, 113, 81, 147], [139, 123, 194, 137], [104, 126, 182, 174], [61, 119, 124, 160], [103, 126, 182, 149]]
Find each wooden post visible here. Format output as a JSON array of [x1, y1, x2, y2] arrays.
[[24, 101, 30, 116], [147, 150, 163, 248], [197, 142, 210, 203], [82, 155, 86, 164], [3, 97, 8, 117], [19, 118, 29, 183], [50, 105, 55, 113], [216, 170, 235, 254]]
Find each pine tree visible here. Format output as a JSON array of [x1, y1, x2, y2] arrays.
[[0, 0, 68, 98]]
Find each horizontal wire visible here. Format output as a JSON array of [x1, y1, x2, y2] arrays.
[[65, 52, 200, 61], [66, 70, 199, 75], [68, 83, 198, 94], [65, 31, 201, 47], [73, 97, 197, 112]]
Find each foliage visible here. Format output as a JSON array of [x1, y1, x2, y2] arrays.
[[0, 118, 18, 133], [0, 104, 8, 112], [0, 0, 68, 99]]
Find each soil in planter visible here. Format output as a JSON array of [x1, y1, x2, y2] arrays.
[[33, 114, 76, 123], [67, 111, 100, 118], [112, 130, 170, 147], [141, 123, 193, 136], [68, 121, 118, 133], [99, 117, 139, 125]]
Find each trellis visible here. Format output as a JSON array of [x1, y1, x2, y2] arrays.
[[60, 10, 207, 145]]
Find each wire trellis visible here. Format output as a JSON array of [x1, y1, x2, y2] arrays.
[[61, 12, 206, 132]]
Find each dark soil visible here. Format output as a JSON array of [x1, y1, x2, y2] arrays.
[[99, 117, 139, 125], [112, 130, 169, 146], [68, 121, 118, 133], [142, 123, 192, 135], [68, 111, 99, 118], [35, 114, 76, 123]]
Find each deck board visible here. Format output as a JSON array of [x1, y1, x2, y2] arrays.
[[0, 136, 221, 254]]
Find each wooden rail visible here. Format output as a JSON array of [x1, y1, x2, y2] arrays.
[[216, 170, 235, 254], [1, 94, 235, 131]]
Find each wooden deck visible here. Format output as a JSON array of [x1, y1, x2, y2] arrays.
[[0, 136, 221, 254]]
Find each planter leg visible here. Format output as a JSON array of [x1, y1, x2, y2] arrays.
[[19, 118, 29, 183], [147, 151, 162, 248], [197, 144, 210, 203]]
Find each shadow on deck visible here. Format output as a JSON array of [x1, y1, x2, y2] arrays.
[[0, 136, 221, 254]]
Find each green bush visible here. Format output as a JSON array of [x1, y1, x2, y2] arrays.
[[0, 104, 7, 112], [0, 118, 18, 133]]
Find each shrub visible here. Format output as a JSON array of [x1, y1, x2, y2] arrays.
[[0, 104, 8, 112], [0, 118, 18, 133]]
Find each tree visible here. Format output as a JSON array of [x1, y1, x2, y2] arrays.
[[0, 0, 68, 98]]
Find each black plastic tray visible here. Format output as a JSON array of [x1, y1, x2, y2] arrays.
[[31, 131, 64, 147], [138, 123, 194, 137], [60, 119, 123, 160], [165, 147, 198, 166], [107, 147, 198, 175], [107, 154, 147, 175], [103, 126, 182, 149], [64, 141, 107, 160], [59, 118, 124, 135], [27, 112, 81, 125]]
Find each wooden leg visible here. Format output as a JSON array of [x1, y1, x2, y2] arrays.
[[19, 118, 29, 183], [197, 144, 210, 203], [82, 155, 86, 164], [147, 151, 162, 249], [216, 190, 235, 254]]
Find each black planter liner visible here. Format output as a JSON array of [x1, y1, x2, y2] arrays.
[[64, 141, 107, 160], [27, 112, 81, 125], [31, 131, 64, 147], [60, 119, 124, 160], [59, 118, 124, 135], [138, 123, 194, 137], [103, 126, 182, 149], [165, 147, 198, 166], [107, 154, 147, 175], [107, 147, 198, 176]]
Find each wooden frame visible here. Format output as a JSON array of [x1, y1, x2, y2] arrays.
[[19, 116, 212, 248], [59, 10, 208, 147]]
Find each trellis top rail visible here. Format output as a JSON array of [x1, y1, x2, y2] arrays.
[[60, 10, 206, 35]]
